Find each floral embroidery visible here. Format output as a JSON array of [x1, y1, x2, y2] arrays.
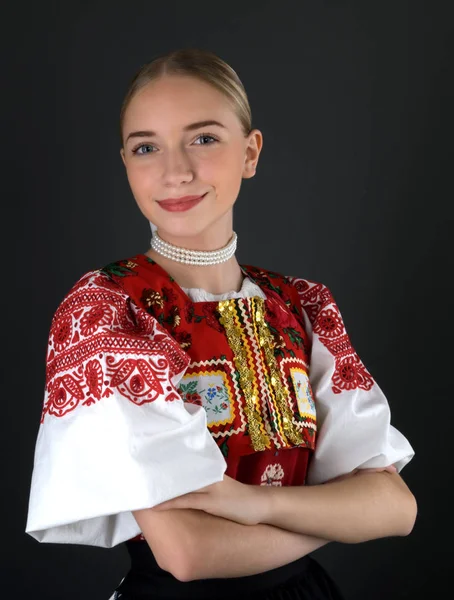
[[162, 287, 177, 304], [293, 279, 310, 293], [290, 368, 316, 419], [80, 303, 114, 337], [243, 267, 291, 302], [41, 271, 189, 423], [181, 302, 224, 333], [179, 372, 233, 425], [265, 296, 307, 358], [313, 308, 343, 338], [101, 261, 138, 278], [201, 303, 224, 333], [266, 296, 298, 329], [288, 277, 374, 394], [260, 463, 285, 486], [174, 330, 192, 349], [178, 380, 203, 405], [105, 256, 316, 453], [52, 316, 73, 352], [169, 305, 181, 328], [205, 384, 230, 414], [141, 289, 164, 310], [184, 303, 195, 323]]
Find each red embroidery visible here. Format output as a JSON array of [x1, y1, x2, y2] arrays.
[[52, 316, 73, 352], [266, 295, 299, 329], [260, 463, 285, 486], [313, 308, 343, 338], [288, 278, 374, 394], [201, 303, 224, 333], [174, 330, 192, 349], [41, 271, 189, 423], [80, 303, 114, 336], [162, 286, 178, 304]]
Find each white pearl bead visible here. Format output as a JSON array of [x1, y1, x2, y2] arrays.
[[150, 231, 237, 267]]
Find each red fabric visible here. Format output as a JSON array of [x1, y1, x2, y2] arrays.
[[100, 255, 316, 542]]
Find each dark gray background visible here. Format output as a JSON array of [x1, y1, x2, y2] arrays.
[[4, 1, 452, 598]]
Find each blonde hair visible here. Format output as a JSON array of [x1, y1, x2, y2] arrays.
[[119, 48, 252, 147]]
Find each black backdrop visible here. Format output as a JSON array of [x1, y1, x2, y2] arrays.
[[4, 1, 452, 598]]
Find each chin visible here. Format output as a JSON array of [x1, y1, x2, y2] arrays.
[[155, 216, 214, 241]]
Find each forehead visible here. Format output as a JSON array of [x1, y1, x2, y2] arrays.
[[124, 75, 236, 130]]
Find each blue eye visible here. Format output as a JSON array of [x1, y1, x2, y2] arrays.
[[193, 134, 218, 145], [132, 144, 155, 155], [131, 133, 218, 156]]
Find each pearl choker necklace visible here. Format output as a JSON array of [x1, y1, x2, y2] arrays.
[[150, 231, 238, 266]]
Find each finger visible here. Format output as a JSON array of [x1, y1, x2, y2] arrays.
[[384, 464, 398, 473]]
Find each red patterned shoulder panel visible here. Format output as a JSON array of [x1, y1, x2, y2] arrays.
[[287, 277, 374, 394], [41, 270, 190, 423]]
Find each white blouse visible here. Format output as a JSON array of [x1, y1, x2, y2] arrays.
[[25, 271, 414, 548]]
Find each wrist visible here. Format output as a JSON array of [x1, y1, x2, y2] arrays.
[[252, 483, 277, 525]]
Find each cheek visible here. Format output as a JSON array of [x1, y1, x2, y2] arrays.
[[125, 162, 159, 200], [198, 149, 244, 191]]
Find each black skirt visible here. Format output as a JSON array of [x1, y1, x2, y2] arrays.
[[113, 540, 345, 600]]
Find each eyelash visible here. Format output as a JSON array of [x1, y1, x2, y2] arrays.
[[131, 133, 219, 155]]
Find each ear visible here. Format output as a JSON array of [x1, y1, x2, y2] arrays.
[[243, 164, 256, 179], [242, 129, 263, 179]]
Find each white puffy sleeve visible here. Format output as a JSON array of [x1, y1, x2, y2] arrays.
[[288, 277, 415, 485], [25, 270, 227, 548]]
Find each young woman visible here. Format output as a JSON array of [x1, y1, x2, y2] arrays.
[[25, 48, 417, 600]]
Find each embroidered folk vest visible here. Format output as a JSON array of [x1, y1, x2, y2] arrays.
[[101, 254, 317, 489]]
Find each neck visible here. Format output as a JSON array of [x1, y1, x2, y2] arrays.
[[146, 216, 244, 294], [146, 250, 244, 295]]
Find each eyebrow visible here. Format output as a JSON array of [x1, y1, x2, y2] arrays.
[[125, 120, 227, 143]]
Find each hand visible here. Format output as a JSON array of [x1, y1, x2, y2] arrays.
[[150, 474, 265, 526]]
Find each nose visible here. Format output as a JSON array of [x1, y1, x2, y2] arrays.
[[161, 147, 194, 186]]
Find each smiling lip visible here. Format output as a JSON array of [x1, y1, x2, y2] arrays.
[[157, 193, 206, 212]]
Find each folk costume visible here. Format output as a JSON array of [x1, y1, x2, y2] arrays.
[[25, 253, 414, 599]]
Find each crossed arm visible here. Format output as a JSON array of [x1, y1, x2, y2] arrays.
[[134, 505, 329, 581], [133, 466, 417, 581]]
